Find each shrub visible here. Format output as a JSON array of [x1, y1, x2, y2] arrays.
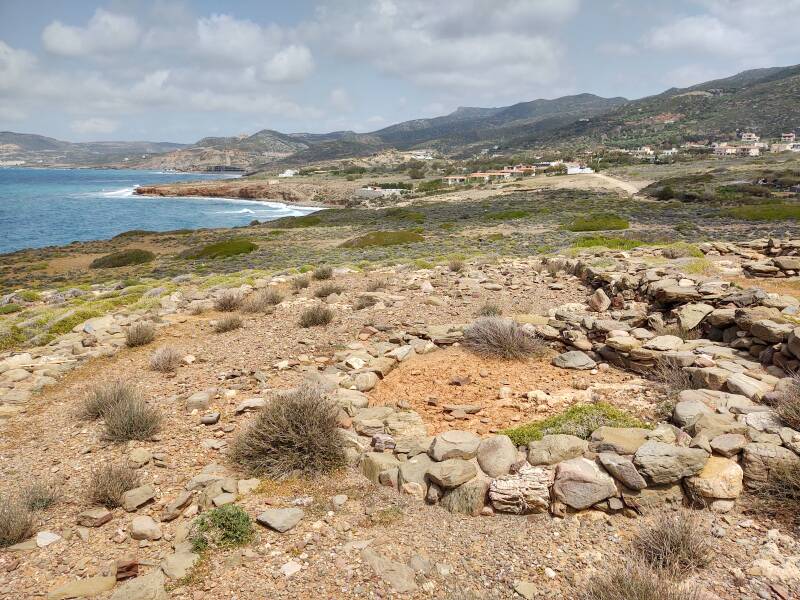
[[125, 322, 155, 347], [189, 505, 254, 553], [103, 396, 161, 441], [299, 305, 334, 327], [366, 279, 388, 292], [0, 496, 34, 548], [88, 464, 140, 508], [571, 236, 646, 251], [314, 283, 344, 298], [355, 296, 378, 310], [773, 377, 800, 430], [241, 289, 282, 313], [566, 213, 629, 232], [578, 562, 702, 600], [448, 259, 465, 272], [462, 317, 546, 360], [274, 215, 322, 228], [0, 304, 21, 315], [214, 291, 242, 312], [80, 380, 139, 420], [385, 208, 426, 224], [180, 238, 257, 259], [661, 242, 704, 259], [149, 346, 182, 372], [755, 458, 800, 509], [484, 209, 531, 221], [631, 511, 712, 576], [292, 275, 310, 291], [214, 315, 242, 333], [476, 302, 502, 317], [340, 230, 424, 248], [231, 385, 345, 479], [312, 266, 333, 280], [21, 479, 60, 511], [650, 360, 694, 418], [90, 249, 155, 269], [502, 403, 648, 446], [726, 204, 800, 221]]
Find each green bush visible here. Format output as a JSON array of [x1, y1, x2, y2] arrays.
[[502, 403, 647, 446], [565, 213, 629, 232], [190, 505, 254, 553], [274, 215, 322, 228], [484, 209, 531, 221], [726, 204, 800, 221], [0, 304, 21, 315], [385, 208, 426, 224], [180, 239, 257, 259], [661, 242, 704, 258], [90, 249, 155, 269], [340, 230, 424, 248]]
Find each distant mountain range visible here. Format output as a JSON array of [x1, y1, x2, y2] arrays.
[[3, 63, 799, 170]]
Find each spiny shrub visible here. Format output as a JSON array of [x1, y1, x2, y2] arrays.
[[292, 275, 310, 291], [476, 302, 502, 317], [241, 289, 282, 313], [190, 504, 254, 553], [565, 212, 629, 232], [231, 385, 345, 479], [149, 346, 182, 372], [0, 496, 34, 548], [88, 464, 140, 508], [366, 279, 388, 292], [299, 305, 334, 328], [214, 314, 242, 333], [463, 317, 546, 360], [578, 562, 702, 600], [90, 249, 155, 269], [103, 396, 161, 442], [214, 291, 242, 312], [448, 259, 465, 272], [21, 479, 60, 511], [312, 266, 333, 280], [631, 511, 712, 576], [340, 230, 423, 248], [125, 322, 155, 347], [314, 283, 344, 299], [80, 380, 139, 420]]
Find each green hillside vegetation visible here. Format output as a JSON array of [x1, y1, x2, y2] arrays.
[[89, 249, 155, 269]]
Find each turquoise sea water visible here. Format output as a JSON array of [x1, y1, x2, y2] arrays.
[[0, 168, 319, 254]]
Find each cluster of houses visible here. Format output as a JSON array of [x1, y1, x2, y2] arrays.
[[442, 161, 593, 185], [621, 131, 799, 161]]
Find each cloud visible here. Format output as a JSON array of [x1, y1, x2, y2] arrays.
[[42, 9, 140, 56], [647, 15, 753, 57], [597, 42, 636, 56], [329, 88, 353, 113], [0, 41, 36, 91], [70, 117, 119, 134], [261, 45, 314, 83]]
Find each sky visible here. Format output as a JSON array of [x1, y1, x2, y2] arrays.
[[1, 0, 799, 143]]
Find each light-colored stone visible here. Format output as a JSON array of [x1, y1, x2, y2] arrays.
[[489, 464, 553, 514], [130, 516, 162, 540], [684, 456, 743, 500], [477, 435, 517, 477], [428, 430, 480, 461], [552, 458, 617, 510], [527, 435, 588, 466], [47, 576, 117, 600], [427, 459, 477, 488], [257, 508, 304, 533], [634, 441, 709, 484]]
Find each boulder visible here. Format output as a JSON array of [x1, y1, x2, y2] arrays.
[[684, 456, 743, 500], [47, 576, 117, 600], [589, 427, 650, 455], [476, 435, 517, 477], [677, 303, 714, 330], [440, 474, 490, 516], [427, 459, 477, 488], [672, 399, 714, 429], [161, 548, 200, 580], [257, 508, 304, 533], [551, 458, 617, 510], [552, 351, 596, 370], [527, 435, 588, 466], [709, 433, 748, 458], [360, 452, 400, 484], [750, 319, 793, 343], [489, 464, 553, 514], [598, 452, 647, 491], [633, 441, 709, 484], [130, 516, 162, 541], [109, 569, 167, 600], [398, 453, 434, 488], [428, 430, 480, 461], [742, 442, 800, 488], [186, 389, 215, 411], [588, 288, 611, 312], [643, 335, 683, 352], [725, 373, 771, 400], [121, 485, 155, 512]]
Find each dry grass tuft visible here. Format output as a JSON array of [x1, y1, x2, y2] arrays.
[[231, 385, 345, 479], [463, 317, 546, 360], [754, 458, 800, 510], [214, 290, 242, 312], [125, 322, 155, 347], [103, 396, 161, 441], [149, 346, 182, 372], [88, 464, 140, 508], [476, 302, 502, 317], [312, 266, 333, 280], [578, 562, 703, 600], [366, 279, 388, 292], [545, 258, 567, 276], [772, 376, 800, 431], [292, 275, 310, 291], [21, 479, 60, 511], [649, 359, 694, 417], [355, 295, 378, 310], [0, 496, 34, 547], [314, 283, 344, 298], [299, 304, 334, 328], [214, 314, 242, 333], [80, 379, 138, 420], [631, 511, 712, 576], [241, 288, 283, 313], [448, 259, 465, 272], [652, 322, 701, 340]]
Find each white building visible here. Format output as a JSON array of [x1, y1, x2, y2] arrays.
[[741, 132, 760, 143], [567, 164, 595, 175], [278, 169, 298, 178]]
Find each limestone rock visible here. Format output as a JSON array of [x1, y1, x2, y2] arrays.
[[109, 569, 167, 600], [634, 441, 709, 484], [677, 303, 714, 330], [121, 485, 155, 512], [361, 548, 417, 593], [427, 459, 477, 488], [552, 351, 596, 370], [428, 430, 480, 461], [742, 442, 800, 488], [598, 452, 647, 491], [476, 435, 516, 478], [527, 434, 588, 466], [257, 508, 304, 533], [360, 452, 400, 484], [552, 458, 617, 510], [47, 576, 116, 600], [684, 456, 743, 501], [489, 464, 553, 514], [77, 507, 112, 528], [130, 516, 162, 541], [440, 473, 490, 516], [589, 427, 650, 455]]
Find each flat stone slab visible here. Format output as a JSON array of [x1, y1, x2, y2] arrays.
[[257, 508, 304, 533], [552, 351, 596, 370]]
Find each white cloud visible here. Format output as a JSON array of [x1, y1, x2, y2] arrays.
[[329, 88, 353, 113], [70, 117, 118, 134], [42, 9, 140, 56], [597, 42, 636, 56], [261, 45, 314, 83], [0, 41, 36, 91], [647, 15, 753, 57]]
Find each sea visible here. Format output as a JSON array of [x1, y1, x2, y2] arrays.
[[0, 167, 320, 254]]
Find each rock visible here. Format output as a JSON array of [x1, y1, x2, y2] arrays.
[[677, 303, 714, 330], [47, 576, 117, 600], [605, 336, 639, 352], [440, 474, 490, 516], [234, 398, 266, 414], [691, 413, 748, 439], [527, 434, 588, 466], [476, 435, 517, 477], [672, 398, 715, 428], [77, 507, 113, 527], [710, 433, 748, 458], [725, 373, 771, 400], [384, 411, 427, 440], [361, 548, 417, 593], [750, 319, 793, 343], [598, 452, 647, 491], [121, 485, 155, 512], [552, 351, 596, 370], [160, 549, 199, 580], [643, 335, 683, 352], [489, 464, 553, 514], [360, 452, 400, 484], [589, 427, 650, 455], [398, 453, 433, 488], [513, 580, 537, 600], [742, 442, 800, 488], [588, 288, 611, 312], [634, 441, 709, 484], [257, 508, 304, 533], [212, 492, 236, 507], [36, 531, 61, 547], [684, 456, 743, 501], [128, 448, 152, 469], [552, 457, 617, 511], [427, 459, 477, 488], [428, 430, 480, 461], [130, 516, 162, 541], [109, 569, 167, 600], [186, 389, 215, 411], [354, 372, 379, 392]]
